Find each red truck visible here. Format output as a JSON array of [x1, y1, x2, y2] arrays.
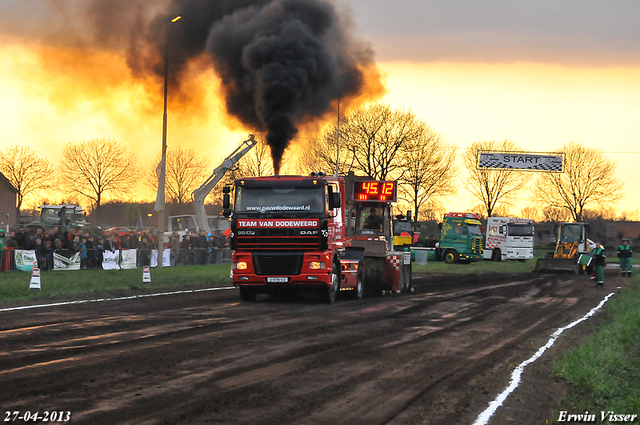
[[224, 171, 412, 303]]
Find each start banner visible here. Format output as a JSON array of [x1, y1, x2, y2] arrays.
[[477, 152, 563, 172]]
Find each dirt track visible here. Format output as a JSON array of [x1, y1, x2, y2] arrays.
[[0, 270, 626, 425]]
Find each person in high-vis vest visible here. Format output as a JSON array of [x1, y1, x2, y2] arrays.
[[592, 243, 606, 286], [617, 238, 632, 278]]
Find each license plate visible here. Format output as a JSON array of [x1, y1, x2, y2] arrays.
[[267, 277, 289, 283]]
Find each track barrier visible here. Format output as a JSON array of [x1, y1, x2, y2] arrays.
[[1, 247, 233, 273]]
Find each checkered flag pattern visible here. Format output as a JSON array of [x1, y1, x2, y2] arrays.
[[478, 160, 562, 171], [388, 254, 401, 271]]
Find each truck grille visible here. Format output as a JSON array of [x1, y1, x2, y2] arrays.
[[236, 229, 321, 251], [253, 253, 303, 275], [472, 237, 483, 253]]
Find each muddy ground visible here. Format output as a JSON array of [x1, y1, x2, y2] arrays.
[[0, 269, 630, 425]]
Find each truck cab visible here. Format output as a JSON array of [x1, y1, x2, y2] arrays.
[[437, 212, 484, 264], [483, 217, 534, 261], [226, 172, 411, 303], [26, 204, 102, 236], [227, 174, 346, 303]]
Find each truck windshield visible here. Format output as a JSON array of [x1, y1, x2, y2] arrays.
[[468, 225, 483, 236], [172, 216, 196, 231], [235, 186, 325, 215], [560, 224, 583, 243], [67, 209, 83, 222], [41, 208, 59, 223], [508, 224, 534, 237], [394, 221, 413, 235]]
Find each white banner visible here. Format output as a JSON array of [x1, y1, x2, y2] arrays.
[[15, 250, 37, 272], [151, 249, 171, 267], [16, 249, 178, 271], [53, 251, 81, 270], [478, 152, 563, 171], [102, 250, 120, 270], [120, 249, 137, 269]]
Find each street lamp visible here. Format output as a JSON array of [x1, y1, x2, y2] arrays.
[[335, 97, 340, 176], [155, 15, 181, 268]]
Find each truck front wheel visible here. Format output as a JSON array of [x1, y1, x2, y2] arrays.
[[443, 249, 459, 264], [321, 264, 339, 304], [491, 249, 502, 262]]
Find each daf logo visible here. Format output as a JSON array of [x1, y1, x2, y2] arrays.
[[300, 230, 318, 235]]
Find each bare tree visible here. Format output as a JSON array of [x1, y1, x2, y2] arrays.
[[296, 127, 346, 176], [235, 137, 275, 177], [532, 141, 623, 222], [59, 138, 140, 214], [145, 147, 211, 204], [304, 103, 422, 180], [541, 206, 570, 222], [519, 206, 541, 222], [399, 129, 457, 221], [619, 209, 640, 221], [0, 145, 53, 209], [462, 140, 529, 217]]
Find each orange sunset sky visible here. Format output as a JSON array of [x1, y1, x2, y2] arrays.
[[1, 0, 639, 217]]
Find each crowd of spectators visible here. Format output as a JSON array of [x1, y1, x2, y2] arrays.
[[0, 226, 230, 272], [170, 229, 230, 266]]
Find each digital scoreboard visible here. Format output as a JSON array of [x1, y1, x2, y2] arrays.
[[353, 181, 397, 202]]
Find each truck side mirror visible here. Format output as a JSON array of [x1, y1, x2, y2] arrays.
[[406, 210, 412, 221], [222, 191, 231, 217], [329, 192, 341, 210]]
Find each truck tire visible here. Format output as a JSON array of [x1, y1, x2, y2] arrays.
[[574, 263, 582, 275], [406, 266, 412, 292], [321, 263, 339, 304], [352, 268, 364, 299], [491, 249, 502, 262], [443, 249, 459, 264], [401, 265, 412, 293], [397, 270, 405, 293], [363, 258, 384, 297], [239, 286, 256, 301]]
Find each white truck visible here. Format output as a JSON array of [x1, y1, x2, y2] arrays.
[[483, 217, 534, 261]]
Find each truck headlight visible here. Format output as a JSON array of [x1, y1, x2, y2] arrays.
[[309, 261, 326, 270], [234, 261, 248, 270]]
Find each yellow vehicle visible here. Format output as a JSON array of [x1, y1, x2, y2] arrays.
[[534, 222, 592, 274], [393, 211, 419, 249]]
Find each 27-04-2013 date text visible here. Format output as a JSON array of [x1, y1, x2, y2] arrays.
[[4, 411, 71, 422]]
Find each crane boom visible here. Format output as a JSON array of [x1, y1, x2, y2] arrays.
[[192, 134, 257, 233]]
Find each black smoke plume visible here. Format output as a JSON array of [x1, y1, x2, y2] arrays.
[[25, 0, 378, 173], [139, 0, 376, 173]]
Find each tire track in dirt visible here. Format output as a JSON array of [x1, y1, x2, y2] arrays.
[[0, 273, 605, 425]]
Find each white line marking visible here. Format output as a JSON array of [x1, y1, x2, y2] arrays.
[[0, 286, 237, 313], [472, 292, 615, 425]]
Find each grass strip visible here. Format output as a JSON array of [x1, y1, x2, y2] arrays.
[[0, 264, 233, 305], [553, 280, 640, 421]]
